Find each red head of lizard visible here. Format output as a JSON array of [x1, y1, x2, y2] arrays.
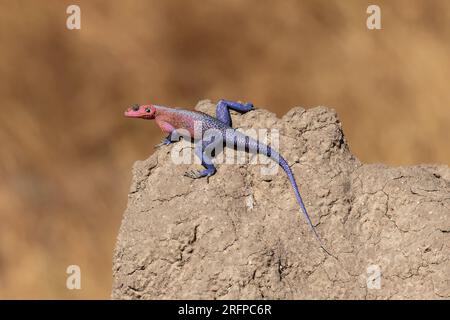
[[124, 104, 156, 120]]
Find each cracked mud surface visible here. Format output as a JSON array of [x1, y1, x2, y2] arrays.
[[112, 100, 450, 299]]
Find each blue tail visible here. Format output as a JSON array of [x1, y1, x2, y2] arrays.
[[229, 130, 331, 254], [263, 145, 331, 254]]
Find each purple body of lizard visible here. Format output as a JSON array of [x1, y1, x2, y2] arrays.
[[125, 100, 328, 253]]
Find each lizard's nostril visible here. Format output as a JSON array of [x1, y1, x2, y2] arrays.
[[132, 104, 140, 111]]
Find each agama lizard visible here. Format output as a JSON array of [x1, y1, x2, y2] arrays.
[[125, 99, 329, 254]]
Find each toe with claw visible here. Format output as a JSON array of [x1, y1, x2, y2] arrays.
[[183, 170, 204, 179], [154, 138, 172, 148]]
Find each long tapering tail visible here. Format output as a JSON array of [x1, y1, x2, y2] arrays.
[[257, 142, 331, 255], [228, 130, 331, 255]]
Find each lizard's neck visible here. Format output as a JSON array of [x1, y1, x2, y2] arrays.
[[154, 105, 176, 118], [153, 105, 184, 134]]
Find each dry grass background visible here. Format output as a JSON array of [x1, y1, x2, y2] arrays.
[[0, 0, 449, 299]]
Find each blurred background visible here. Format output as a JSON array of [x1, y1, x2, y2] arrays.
[[0, 0, 449, 299]]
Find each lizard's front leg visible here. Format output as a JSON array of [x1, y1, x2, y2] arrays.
[[154, 129, 182, 148]]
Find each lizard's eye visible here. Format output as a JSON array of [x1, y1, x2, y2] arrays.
[[145, 107, 151, 113]]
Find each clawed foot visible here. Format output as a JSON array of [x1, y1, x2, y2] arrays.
[[154, 138, 172, 148], [244, 102, 254, 111], [183, 169, 215, 183], [183, 170, 205, 179]]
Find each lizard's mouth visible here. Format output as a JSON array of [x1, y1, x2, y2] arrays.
[[124, 108, 144, 118], [124, 109, 139, 117]]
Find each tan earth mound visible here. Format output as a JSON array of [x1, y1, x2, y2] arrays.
[[112, 100, 449, 299]]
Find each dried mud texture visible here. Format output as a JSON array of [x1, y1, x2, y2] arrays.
[[112, 100, 449, 299]]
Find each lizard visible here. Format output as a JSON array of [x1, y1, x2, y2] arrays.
[[124, 99, 330, 254]]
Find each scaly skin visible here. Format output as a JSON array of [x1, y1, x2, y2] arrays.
[[125, 100, 330, 254]]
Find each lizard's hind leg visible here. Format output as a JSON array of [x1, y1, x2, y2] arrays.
[[216, 99, 254, 126]]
